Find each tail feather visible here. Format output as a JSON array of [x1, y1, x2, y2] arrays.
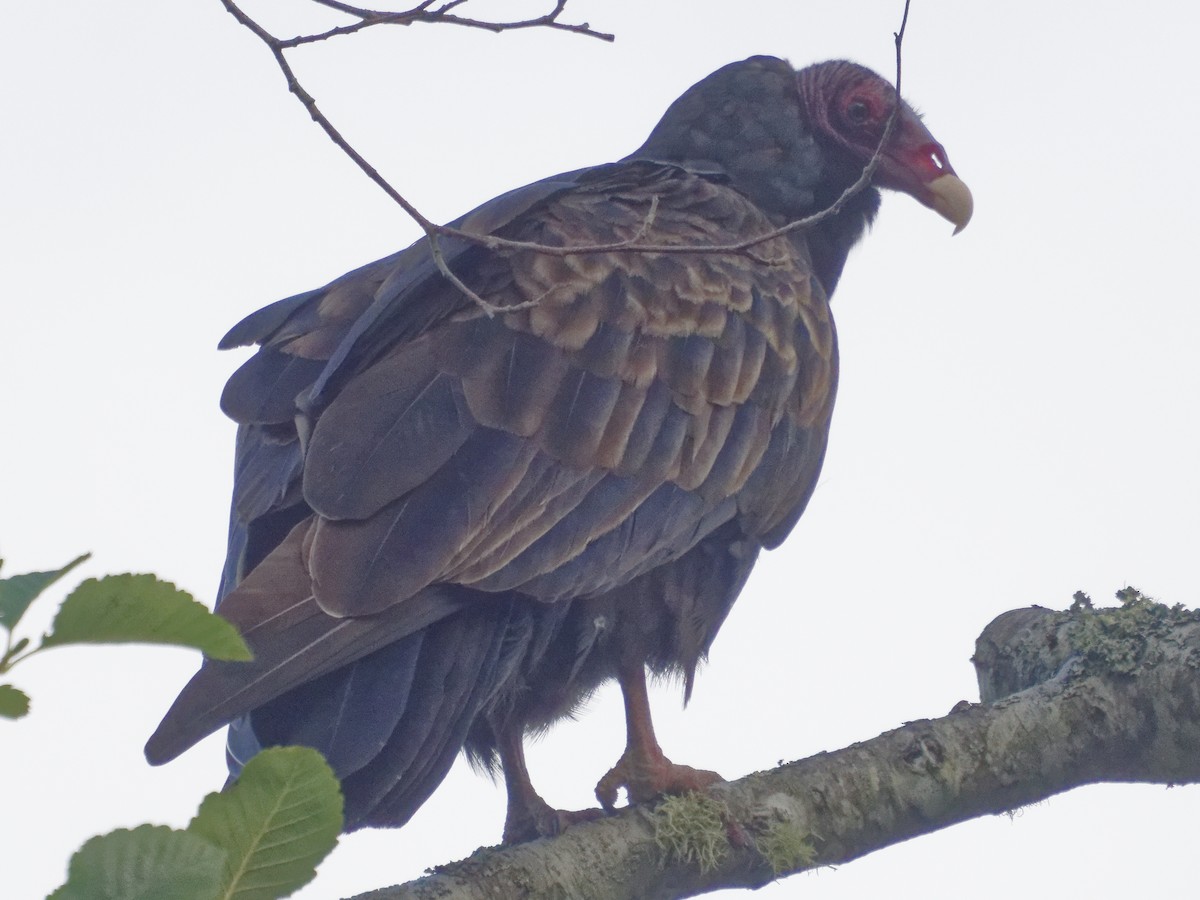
[[246, 630, 426, 780], [144, 518, 467, 765], [341, 602, 531, 830]]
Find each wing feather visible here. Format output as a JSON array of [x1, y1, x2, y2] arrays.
[[303, 339, 475, 520], [308, 429, 537, 616]]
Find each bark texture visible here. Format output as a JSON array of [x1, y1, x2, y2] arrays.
[[350, 598, 1200, 899]]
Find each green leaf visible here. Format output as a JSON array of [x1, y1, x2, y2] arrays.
[[0, 683, 30, 719], [0, 553, 90, 631], [48, 824, 225, 900], [188, 746, 343, 900], [41, 574, 251, 661]]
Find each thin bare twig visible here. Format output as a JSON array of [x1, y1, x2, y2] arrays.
[[280, 13, 422, 50], [220, 0, 614, 316], [280, 0, 613, 49], [430, 0, 615, 41], [218, 0, 911, 315], [426, 233, 520, 315], [310, 0, 384, 17], [221, 0, 442, 231]]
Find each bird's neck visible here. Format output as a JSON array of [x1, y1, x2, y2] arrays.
[[803, 184, 880, 297]]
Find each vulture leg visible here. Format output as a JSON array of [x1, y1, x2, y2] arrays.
[[594, 659, 722, 811], [496, 722, 605, 844]]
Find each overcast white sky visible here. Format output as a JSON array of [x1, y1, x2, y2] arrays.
[[4, 1, 1199, 897]]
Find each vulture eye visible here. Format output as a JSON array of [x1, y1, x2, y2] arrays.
[[845, 100, 871, 125]]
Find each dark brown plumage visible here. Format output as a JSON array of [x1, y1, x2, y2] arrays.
[[146, 56, 971, 841]]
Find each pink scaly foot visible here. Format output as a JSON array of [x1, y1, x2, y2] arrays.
[[596, 659, 723, 811], [595, 746, 722, 811]]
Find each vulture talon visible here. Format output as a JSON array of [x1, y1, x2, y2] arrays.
[[494, 716, 609, 843], [502, 799, 607, 845], [597, 660, 724, 811], [596, 749, 723, 812]]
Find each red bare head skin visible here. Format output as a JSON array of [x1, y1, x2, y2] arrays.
[[797, 60, 972, 233]]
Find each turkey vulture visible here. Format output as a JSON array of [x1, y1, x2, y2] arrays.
[[147, 56, 971, 842]]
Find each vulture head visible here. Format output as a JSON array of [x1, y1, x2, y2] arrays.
[[635, 56, 972, 237], [797, 59, 973, 233]]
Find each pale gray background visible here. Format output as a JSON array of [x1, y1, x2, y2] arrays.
[[4, 1, 1198, 897]]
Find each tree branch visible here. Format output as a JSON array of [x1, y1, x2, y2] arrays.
[[350, 595, 1200, 899]]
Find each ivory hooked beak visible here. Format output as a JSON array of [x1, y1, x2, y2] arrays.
[[928, 173, 973, 235]]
